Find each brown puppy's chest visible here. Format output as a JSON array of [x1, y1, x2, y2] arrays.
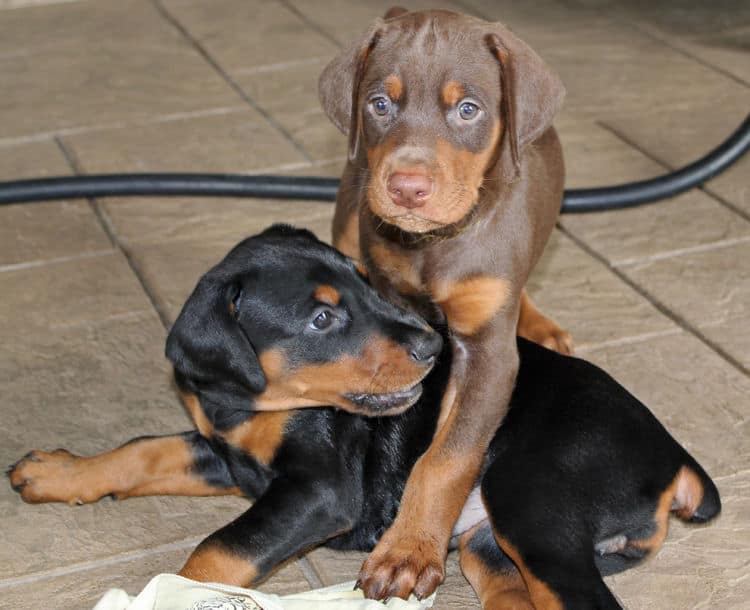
[[365, 235, 511, 338]]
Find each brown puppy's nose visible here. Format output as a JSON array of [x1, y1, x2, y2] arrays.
[[387, 172, 432, 209]]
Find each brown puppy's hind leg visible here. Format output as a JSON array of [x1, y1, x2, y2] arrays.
[[517, 289, 573, 355], [8, 432, 241, 505], [459, 522, 535, 610]]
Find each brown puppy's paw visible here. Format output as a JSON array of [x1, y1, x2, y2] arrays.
[[7, 449, 92, 505], [357, 532, 445, 601], [518, 315, 574, 355]]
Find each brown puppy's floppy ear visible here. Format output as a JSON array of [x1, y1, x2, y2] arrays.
[[166, 276, 267, 395], [319, 22, 383, 160], [485, 27, 565, 178]]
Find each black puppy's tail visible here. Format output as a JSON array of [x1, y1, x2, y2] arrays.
[[673, 457, 721, 524]]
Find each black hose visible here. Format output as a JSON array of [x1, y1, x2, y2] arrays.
[[1, 113, 748, 213]]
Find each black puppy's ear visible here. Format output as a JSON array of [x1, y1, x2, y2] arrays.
[[166, 277, 267, 395]]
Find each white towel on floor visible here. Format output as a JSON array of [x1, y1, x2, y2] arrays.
[[93, 574, 436, 610]]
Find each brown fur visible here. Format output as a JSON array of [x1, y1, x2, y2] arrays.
[[314, 284, 341, 306], [320, 8, 571, 599]]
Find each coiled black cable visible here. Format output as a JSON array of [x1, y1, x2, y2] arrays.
[[0, 113, 747, 213]]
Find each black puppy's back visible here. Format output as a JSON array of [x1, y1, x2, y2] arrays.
[[482, 339, 720, 584]]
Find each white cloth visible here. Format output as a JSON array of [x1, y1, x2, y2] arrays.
[[93, 574, 436, 610]]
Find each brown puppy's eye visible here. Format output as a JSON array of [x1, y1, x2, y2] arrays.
[[458, 100, 480, 120], [370, 96, 392, 116], [310, 308, 336, 331]]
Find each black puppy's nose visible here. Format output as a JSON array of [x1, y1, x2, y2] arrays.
[[409, 330, 443, 365]]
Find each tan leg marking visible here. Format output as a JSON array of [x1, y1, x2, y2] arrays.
[[493, 534, 564, 610], [432, 276, 511, 336], [9, 439, 241, 505], [180, 391, 213, 438], [180, 542, 258, 586], [459, 527, 534, 610], [673, 465, 706, 521], [517, 289, 573, 354]]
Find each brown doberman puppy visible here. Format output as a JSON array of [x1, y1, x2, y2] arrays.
[[319, 8, 570, 600]]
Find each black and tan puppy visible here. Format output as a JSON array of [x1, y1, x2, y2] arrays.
[[9, 227, 719, 609]]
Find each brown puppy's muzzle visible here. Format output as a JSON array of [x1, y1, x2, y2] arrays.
[[386, 171, 433, 209]]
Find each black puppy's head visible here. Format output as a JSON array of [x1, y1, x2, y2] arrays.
[[166, 225, 441, 422]]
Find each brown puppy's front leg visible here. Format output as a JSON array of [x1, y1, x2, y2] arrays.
[[8, 432, 240, 505], [358, 311, 520, 600], [517, 289, 573, 355]]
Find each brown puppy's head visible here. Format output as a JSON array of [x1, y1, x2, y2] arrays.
[[319, 9, 565, 234], [166, 225, 441, 429]]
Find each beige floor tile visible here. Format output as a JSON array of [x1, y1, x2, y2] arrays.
[[100, 197, 333, 248], [624, 240, 750, 371], [305, 548, 367, 586], [0, 252, 151, 337], [0, 140, 112, 265], [582, 331, 749, 479], [127, 212, 334, 324], [561, 191, 750, 266], [161, 0, 339, 72], [0, 0, 241, 141], [283, 0, 470, 46], [527, 230, 677, 350], [570, 0, 750, 85], [2, 546, 312, 610], [605, 104, 750, 216], [233, 60, 346, 161], [557, 119, 663, 189], [64, 109, 306, 175]]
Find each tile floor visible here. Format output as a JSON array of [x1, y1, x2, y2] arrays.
[[0, 0, 748, 608]]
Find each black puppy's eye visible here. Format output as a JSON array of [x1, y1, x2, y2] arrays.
[[370, 96, 392, 116], [231, 287, 243, 319], [310, 308, 336, 331], [458, 100, 480, 120]]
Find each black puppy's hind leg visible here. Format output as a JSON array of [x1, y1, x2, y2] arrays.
[[180, 476, 358, 587], [458, 520, 534, 610]]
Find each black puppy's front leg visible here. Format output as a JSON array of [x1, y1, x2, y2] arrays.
[[180, 476, 358, 586]]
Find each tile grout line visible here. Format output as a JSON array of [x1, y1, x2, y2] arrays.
[[276, 0, 342, 48], [614, 235, 750, 268], [53, 135, 173, 330], [556, 222, 750, 379], [597, 121, 750, 225], [150, 0, 313, 164], [0, 105, 250, 149], [296, 556, 325, 590], [621, 18, 750, 90], [0, 536, 206, 590]]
